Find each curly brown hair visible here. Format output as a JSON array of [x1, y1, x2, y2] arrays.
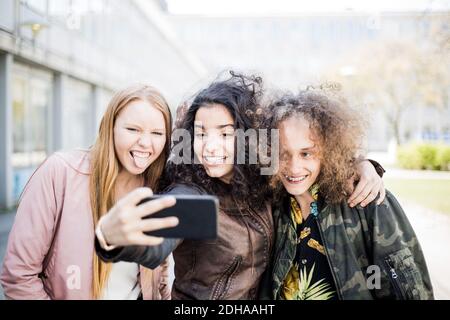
[[264, 87, 366, 204], [162, 71, 272, 211]]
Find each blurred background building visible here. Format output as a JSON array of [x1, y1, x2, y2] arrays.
[[0, 0, 207, 209]]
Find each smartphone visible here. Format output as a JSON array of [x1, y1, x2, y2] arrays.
[[137, 195, 219, 240]]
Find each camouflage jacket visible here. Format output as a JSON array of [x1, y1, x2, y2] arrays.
[[259, 190, 434, 300]]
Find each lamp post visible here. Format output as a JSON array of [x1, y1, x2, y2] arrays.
[[20, 20, 49, 46]]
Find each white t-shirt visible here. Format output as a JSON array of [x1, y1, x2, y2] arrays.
[[101, 262, 141, 300]]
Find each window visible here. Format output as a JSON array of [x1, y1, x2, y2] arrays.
[[62, 77, 93, 149], [23, 0, 48, 14], [12, 63, 52, 200], [0, 0, 15, 31]]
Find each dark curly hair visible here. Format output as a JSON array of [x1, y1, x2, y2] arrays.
[[163, 71, 272, 211], [264, 86, 366, 204]]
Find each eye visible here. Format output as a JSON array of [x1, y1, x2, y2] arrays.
[[126, 127, 138, 132], [152, 132, 164, 136], [301, 152, 311, 158], [222, 132, 234, 138], [195, 132, 205, 138]]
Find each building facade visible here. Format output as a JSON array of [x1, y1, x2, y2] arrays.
[[0, 0, 206, 209]]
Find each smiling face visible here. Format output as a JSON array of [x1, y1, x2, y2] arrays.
[[113, 99, 167, 177], [278, 115, 321, 198], [193, 104, 235, 183]]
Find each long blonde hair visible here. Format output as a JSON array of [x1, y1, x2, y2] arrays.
[[89, 84, 172, 299]]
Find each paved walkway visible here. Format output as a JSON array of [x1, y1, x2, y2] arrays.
[[1, 200, 449, 300], [397, 198, 450, 299]]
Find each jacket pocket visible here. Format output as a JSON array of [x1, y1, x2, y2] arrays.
[[383, 247, 425, 300], [211, 255, 242, 300]]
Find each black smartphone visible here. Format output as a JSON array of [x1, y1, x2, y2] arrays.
[[137, 195, 219, 240]]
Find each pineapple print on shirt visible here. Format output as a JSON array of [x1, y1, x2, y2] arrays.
[[281, 187, 337, 300]]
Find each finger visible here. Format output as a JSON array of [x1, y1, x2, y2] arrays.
[[376, 181, 386, 205], [135, 196, 176, 218], [360, 180, 381, 207], [348, 177, 368, 203], [349, 182, 373, 207], [138, 217, 179, 233], [128, 234, 164, 247], [117, 187, 153, 207], [346, 175, 356, 195]]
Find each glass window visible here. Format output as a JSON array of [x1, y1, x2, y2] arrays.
[[24, 0, 48, 14], [62, 77, 93, 149], [12, 63, 52, 200], [0, 0, 15, 31]]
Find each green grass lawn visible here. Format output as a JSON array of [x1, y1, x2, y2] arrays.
[[384, 178, 450, 215]]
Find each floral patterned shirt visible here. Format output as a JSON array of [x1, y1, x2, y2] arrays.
[[281, 186, 337, 300]]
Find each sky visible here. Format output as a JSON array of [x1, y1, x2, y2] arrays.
[[166, 0, 450, 16]]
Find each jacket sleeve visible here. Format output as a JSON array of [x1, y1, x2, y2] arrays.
[[95, 237, 180, 269], [95, 183, 203, 269], [366, 190, 434, 300], [367, 159, 386, 178], [0, 155, 65, 300]]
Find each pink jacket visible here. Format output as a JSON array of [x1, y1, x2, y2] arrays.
[[0, 150, 171, 300]]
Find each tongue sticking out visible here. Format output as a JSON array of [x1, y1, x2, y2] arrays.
[[133, 154, 150, 169]]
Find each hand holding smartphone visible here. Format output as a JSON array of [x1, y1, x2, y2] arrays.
[[138, 195, 219, 240]]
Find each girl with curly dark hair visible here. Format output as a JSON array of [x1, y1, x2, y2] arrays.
[[259, 90, 433, 300], [165, 71, 271, 211]]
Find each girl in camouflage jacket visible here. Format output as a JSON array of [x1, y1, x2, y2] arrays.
[[259, 89, 434, 300]]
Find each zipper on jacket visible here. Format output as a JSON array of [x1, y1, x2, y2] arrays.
[[384, 258, 406, 299], [211, 255, 242, 300], [314, 216, 343, 300]]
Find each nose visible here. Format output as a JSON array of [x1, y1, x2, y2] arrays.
[[203, 134, 223, 155], [287, 156, 304, 175], [137, 132, 153, 149]]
